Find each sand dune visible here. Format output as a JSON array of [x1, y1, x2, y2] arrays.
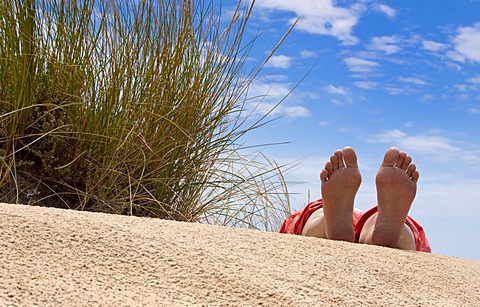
[[1, 202, 479, 306]]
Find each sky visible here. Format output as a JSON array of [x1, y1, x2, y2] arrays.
[[222, 0, 480, 261]]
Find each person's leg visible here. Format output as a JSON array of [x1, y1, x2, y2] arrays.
[[302, 147, 362, 242], [358, 148, 418, 250]]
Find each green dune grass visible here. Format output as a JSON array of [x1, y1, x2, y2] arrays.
[[0, 0, 296, 231]]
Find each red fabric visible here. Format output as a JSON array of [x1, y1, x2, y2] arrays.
[[280, 199, 431, 253]]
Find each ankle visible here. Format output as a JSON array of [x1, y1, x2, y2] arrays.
[[326, 225, 354, 243], [371, 223, 402, 247]]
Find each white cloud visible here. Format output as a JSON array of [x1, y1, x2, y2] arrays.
[[247, 81, 290, 101], [368, 129, 480, 163], [399, 135, 461, 157], [330, 98, 342, 105], [448, 23, 480, 63], [454, 84, 468, 92], [368, 129, 407, 142], [469, 108, 480, 114], [324, 84, 353, 104], [354, 81, 378, 89], [416, 179, 480, 219], [325, 84, 347, 95], [282, 106, 311, 117], [384, 87, 404, 95], [343, 57, 379, 73], [452, 76, 480, 93], [445, 61, 463, 71], [300, 50, 317, 59], [259, 74, 289, 82], [373, 4, 396, 17], [265, 55, 292, 69], [399, 77, 427, 85], [468, 75, 480, 84], [254, 0, 364, 45], [420, 94, 434, 101], [245, 80, 310, 118], [422, 40, 449, 52], [368, 36, 401, 54]]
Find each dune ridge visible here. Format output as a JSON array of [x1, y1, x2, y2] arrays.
[[1, 202, 479, 306]]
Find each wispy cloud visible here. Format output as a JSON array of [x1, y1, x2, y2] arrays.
[[367, 129, 480, 163], [384, 87, 404, 95], [447, 22, 480, 63], [254, 0, 365, 45], [399, 77, 427, 85], [343, 57, 379, 73], [247, 79, 290, 99], [300, 50, 317, 59], [324, 84, 353, 105], [354, 81, 378, 89], [422, 40, 449, 52], [467, 75, 480, 84], [368, 129, 407, 142], [451, 75, 480, 94], [281, 106, 310, 117], [325, 84, 347, 95], [245, 78, 310, 118], [454, 84, 468, 92], [420, 94, 434, 101], [265, 55, 293, 69], [368, 36, 401, 54], [370, 130, 461, 155], [373, 4, 396, 18]]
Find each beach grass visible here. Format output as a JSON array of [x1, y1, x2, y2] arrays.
[[0, 0, 294, 231]]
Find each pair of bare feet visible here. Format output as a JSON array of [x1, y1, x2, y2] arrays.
[[319, 147, 419, 249]]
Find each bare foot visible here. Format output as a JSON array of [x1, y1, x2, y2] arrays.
[[372, 148, 419, 247], [320, 147, 362, 242]]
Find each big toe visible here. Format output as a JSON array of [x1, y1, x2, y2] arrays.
[[381, 147, 400, 167], [343, 147, 359, 168]]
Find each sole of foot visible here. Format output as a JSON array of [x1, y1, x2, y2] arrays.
[[320, 147, 362, 242], [372, 147, 419, 247]]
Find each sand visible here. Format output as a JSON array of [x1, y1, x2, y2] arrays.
[[1, 203, 479, 306]]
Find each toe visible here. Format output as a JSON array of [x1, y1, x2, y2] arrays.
[[320, 169, 329, 182], [343, 147, 358, 168], [407, 162, 419, 182], [411, 170, 420, 183], [325, 161, 334, 176], [334, 149, 345, 169], [407, 162, 416, 175], [407, 162, 417, 176], [382, 147, 399, 167], [400, 155, 412, 170], [396, 151, 407, 168], [330, 154, 338, 170]]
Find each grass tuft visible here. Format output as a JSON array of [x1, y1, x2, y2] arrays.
[[0, 0, 294, 231]]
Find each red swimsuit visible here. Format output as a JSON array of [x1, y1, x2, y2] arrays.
[[280, 199, 431, 253]]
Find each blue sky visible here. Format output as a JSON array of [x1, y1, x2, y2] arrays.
[[223, 0, 480, 261]]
